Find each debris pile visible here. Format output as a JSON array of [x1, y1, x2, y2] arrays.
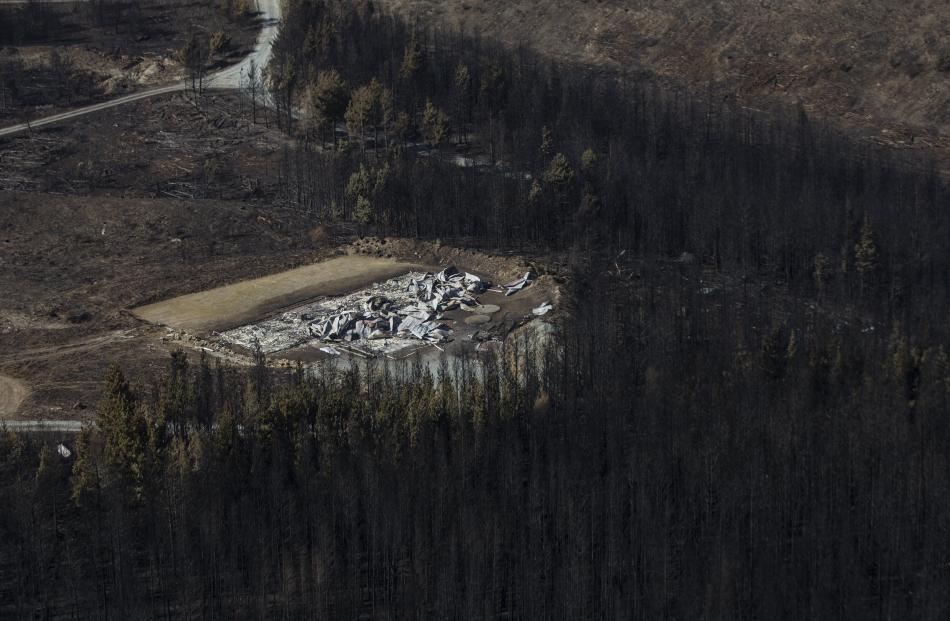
[[219, 267, 543, 357], [501, 272, 536, 296], [308, 267, 491, 345], [532, 301, 553, 316]]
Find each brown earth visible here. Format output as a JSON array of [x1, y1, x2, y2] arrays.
[[377, 0, 950, 169], [0, 91, 285, 197], [0, 192, 325, 319], [0, 374, 28, 418], [346, 236, 557, 284], [133, 256, 426, 333], [0, 0, 261, 124], [0, 186, 331, 419], [0, 183, 552, 419]]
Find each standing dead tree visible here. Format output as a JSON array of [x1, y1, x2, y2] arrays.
[[243, 59, 262, 126], [182, 32, 210, 109]]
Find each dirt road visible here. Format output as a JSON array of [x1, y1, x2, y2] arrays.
[[133, 256, 426, 333], [0, 0, 281, 138], [0, 374, 28, 418], [0, 330, 138, 367], [207, 0, 281, 90], [0, 84, 187, 138], [0, 329, 138, 425]]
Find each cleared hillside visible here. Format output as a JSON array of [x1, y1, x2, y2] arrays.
[[379, 0, 950, 165]]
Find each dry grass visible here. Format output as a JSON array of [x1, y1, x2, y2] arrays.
[[132, 256, 425, 333]]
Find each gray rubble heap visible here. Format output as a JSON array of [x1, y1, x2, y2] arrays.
[[219, 266, 542, 356], [308, 266, 490, 345], [501, 271, 536, 295]]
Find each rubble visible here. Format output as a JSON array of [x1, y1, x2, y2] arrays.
[[307, 267, 484, 345], [501, 271, 536, 295], [220, 266, 538, 357], [469, 330, 498, 343]]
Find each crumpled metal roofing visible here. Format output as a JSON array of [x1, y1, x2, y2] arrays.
[[308, 266, 492, 345], [220, 266, 542, 356], [501, 271, 536, 296]]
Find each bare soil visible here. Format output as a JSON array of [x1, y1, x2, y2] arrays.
[[0, 91, 284, 197], [133, 256, 426, 333], [346, 236, 555, 284], [0, 374, 28, 418], [0, 187, 331, 419]]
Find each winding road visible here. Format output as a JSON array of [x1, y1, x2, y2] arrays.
[[0, 0, 281, 139]]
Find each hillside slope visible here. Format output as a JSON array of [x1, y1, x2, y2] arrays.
[[379, 0, 950, 165]]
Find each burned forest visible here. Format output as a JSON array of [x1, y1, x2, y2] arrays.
[[3, 0, 950, 618]]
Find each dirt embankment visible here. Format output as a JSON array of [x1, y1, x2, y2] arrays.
[[0, 374, 28, 418], [346, 236, 551, 284], [133, 255, 426, 334]]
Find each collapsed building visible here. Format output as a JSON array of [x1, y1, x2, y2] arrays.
[[308, 267, 490, 344], [219, 267, 539, 357]]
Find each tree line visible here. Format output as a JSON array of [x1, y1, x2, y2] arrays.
[[5, 263, 950, 616]]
